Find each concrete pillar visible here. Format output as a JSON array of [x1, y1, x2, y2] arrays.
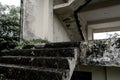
[[22, 0, 53, 42], [88, 27, 93, 40]]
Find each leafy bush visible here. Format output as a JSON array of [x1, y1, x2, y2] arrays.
[[0, 3, 20, 37], [0, 3, 48, 52], [0, 3, 20, 52], [0, 36, 19, 52]]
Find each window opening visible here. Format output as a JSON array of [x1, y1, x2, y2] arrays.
[[93, 31, 120, 40]]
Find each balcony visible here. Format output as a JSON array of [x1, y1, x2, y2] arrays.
[[80, 38, 120, 67]]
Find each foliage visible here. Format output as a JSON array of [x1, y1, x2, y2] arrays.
[[0, 3, 20, 37], [0, 3, 20, 52], [0, 3, 49, 52], [85, 33, 120, 65], [0, 36, 19, 52]]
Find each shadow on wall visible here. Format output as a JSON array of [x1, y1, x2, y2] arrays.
[[71, 71, 92, 80]]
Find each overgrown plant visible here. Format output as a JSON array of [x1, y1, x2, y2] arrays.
[[0, 3, 20, 52], [15, 39, 49, 49], [0, 36, 19, 52], [0, 3, 48, 52], [0, 3, 20, 37], [85, 33, 120, 65]]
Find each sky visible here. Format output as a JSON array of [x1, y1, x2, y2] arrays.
[[0, 0, 20, 6], [94, 31, 120, 40]]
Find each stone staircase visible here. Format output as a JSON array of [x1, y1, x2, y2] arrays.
[[0, 42, 80, 80]]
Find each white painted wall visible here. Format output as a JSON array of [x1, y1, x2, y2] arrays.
[[107, 67, 120, 80], [80, 5, 120, 22], [87, 21, 120, 40], [76, 65, 120, 80], [88, 27, 93, 40], [53, 14, 70, 42], [22, 0, 71, 42], [76, 65, 106, 80], [89, 21, 120, 29]]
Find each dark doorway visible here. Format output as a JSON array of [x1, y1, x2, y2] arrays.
[[71, 71, 92, 80]]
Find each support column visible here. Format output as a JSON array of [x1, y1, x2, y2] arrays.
[[22, 0, 53, 42]]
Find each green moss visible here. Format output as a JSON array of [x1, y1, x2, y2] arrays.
[[15, 39, 49, 49]]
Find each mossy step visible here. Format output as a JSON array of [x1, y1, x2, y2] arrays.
[[0, 64, 69, 80], [1, 48, 76, 57], [0, 56, 70, 69], [23, 42, 80, 49]]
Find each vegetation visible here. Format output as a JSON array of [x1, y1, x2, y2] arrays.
[[0, 3, 20, 37], [0, 3, 20, 52], [86, 33, 120, 65], [0, 3, 48, 52]]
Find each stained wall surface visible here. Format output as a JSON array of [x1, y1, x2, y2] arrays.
[[22, 0, 53, 41], [53, 14, 70, 42], [22, 0, 70, 42]]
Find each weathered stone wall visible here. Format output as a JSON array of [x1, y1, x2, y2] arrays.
[[80, 38, 120, 67]]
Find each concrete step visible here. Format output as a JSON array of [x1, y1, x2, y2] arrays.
[[34, 42, 80, 49], [1, 48, 76, 57], [0, 64, 69, 80], [0, 42, 80, 80], [0, 56, 70, 69], [23, 42, 80, 49]]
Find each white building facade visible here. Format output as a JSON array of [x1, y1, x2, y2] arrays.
[[22, 0, 120, 80]]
